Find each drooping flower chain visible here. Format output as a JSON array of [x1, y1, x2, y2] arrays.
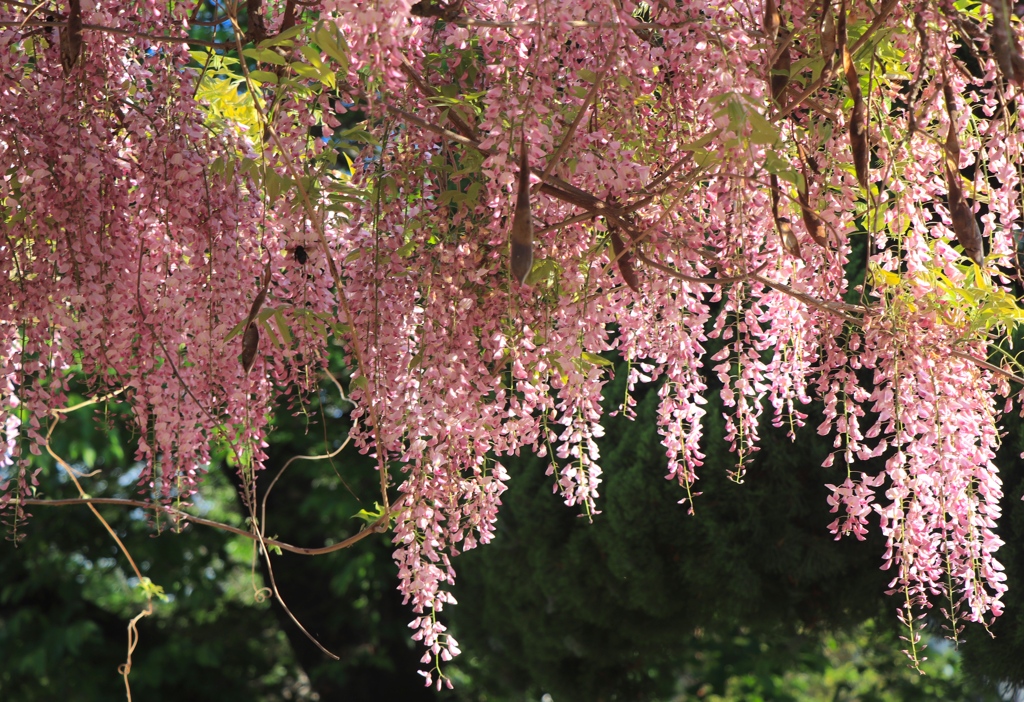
[[0, 0, 1019, 682]]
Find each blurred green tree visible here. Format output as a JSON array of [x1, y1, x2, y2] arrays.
[[0, 355, 1016, 701]]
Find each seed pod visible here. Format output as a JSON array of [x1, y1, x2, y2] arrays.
[[60, 0, 82, 74], [241, 322, 260, 374], [796, 145, 827, 247], [942, 79, 959, 165], [907, 12, 929, 138], [771, 34, 792, 107], [838, 0, 869, 192], [770, 173, 781, 221], [410, 0, 464, 20], [240, 258, 272, 374], [942, 74, 984, 265], [990, 0, 1024, 85], [778, 217, 802, 259], [510, 134, 534, 284], [946, 178, 983, 265], [764, 0, 780, 42], [246, 260, 272, 325], [769, 173, 802, 257], [1012, 228, 1024, 280], [764, 0, 789, 107], [820, 2, 836, 72], [610, 228, 641, 292], [798, 189, 826, 247]]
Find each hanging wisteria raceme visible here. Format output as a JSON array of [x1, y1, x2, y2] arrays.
[[2, 0, 1023, 682]]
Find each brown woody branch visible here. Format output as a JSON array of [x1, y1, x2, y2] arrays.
[[638, 254, 770, 286], [750, 273, 867, 324], [454, 19, 697, 30], [21, 496, 389, 556], [386, 106, 633, 227], [951, 349, 1024, 386], [280, 0, 298, 33], [0, 20, 231, 49], [245, 0, 267, 44]]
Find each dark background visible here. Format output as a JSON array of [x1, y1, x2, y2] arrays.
[[2, 353, 1021, 702]]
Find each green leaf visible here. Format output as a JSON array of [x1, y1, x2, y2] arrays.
[[746, 109, 780, 145], [247, 70, 279, 85], [257, 24, 305, 48], [764, 151, 800, 186], [352, 501, 387, 525], [264, 170, 280, 202], [137, 577, 169, 603], [225, 319, 247, 341], [723, 98, 746, 131], [290, 63, 323, 80], [313, 23, 350, 72], [273, 309, 293, 346], [581, 351, 614, 368], [243, 48, 288, 66], [336, 126, 380, 146], [524, 257, 563, 287], [260, 316, 283, 348], [680, 131, 718, 151], [294, 310, 327, 338]]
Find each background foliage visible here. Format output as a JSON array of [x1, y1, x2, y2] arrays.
[[2, 354, 1020, 700]]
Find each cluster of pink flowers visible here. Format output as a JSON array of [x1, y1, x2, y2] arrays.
[[1, 0, 1020, 680]]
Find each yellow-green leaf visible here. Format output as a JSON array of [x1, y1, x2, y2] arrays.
[[257, 24, 305, 48], [313, 24, 349, 72], [581, 351, 614, 368], [273, 309, 293, 346], [243, 48, 287, 65], [299, 44, 323, 68], [248, 70, 279, 84]]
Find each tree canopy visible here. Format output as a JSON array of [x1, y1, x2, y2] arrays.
[[3, 0, 1024, 690]]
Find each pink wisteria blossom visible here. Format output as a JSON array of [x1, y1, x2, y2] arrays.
[[1, 0, 1021, 678]]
